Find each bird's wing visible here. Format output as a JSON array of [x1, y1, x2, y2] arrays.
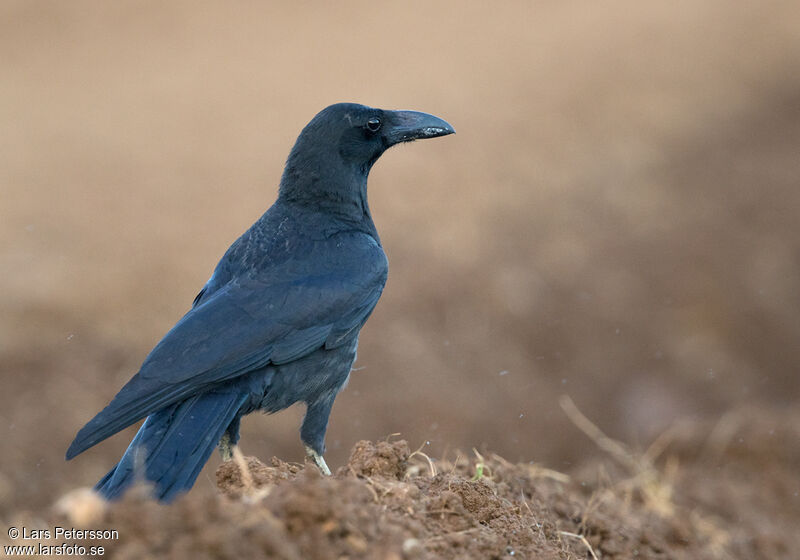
[[67, 233, 387, 459]]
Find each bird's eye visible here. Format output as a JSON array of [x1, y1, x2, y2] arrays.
[[365, 117, 382, 132]]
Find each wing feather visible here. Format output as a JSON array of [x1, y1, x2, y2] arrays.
[[66, 233, 387, 459]]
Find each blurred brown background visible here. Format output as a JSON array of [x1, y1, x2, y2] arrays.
[[2, 1, 799, 515]]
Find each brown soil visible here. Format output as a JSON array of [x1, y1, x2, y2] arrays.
[[19, 407, 797, 560]]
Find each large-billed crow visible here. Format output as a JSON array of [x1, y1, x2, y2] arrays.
[[66, 103, 454, 502]]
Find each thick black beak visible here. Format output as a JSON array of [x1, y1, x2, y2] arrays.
[[385, 110, 455, 145]]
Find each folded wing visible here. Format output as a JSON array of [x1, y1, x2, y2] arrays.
[[67, 233, 387, 459]]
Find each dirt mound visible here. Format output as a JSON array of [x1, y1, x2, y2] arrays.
[[216, 455, 302, 501], [37, 412, 799, 559], [343, 439, 411, 480]]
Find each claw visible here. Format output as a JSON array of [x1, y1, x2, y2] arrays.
[[305, 445, 332, 476]]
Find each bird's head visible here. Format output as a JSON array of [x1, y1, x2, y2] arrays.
[[279, 103, 454, 214]]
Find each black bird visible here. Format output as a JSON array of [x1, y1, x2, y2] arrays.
[[66, 103, 454, 502]]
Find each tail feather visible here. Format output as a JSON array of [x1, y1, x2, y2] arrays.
[[95, 391, 247, 502], [66, 376, 201, 460]]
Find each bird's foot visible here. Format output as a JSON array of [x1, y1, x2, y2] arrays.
[[305, 445, 332, 476], [219, 433, 234, 461]]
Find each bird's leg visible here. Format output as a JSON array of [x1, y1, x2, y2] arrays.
[[305, 445, 332, 476], [301, 396, 335, 475], [219, 417, 242, 462], [219, 432, 234, 461]]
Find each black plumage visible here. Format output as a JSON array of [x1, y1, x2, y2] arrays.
[[66, 103, 454, 501]]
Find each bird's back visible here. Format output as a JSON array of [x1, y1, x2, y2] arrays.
[[196, 200, 382, 305]]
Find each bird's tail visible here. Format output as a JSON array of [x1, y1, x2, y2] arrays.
[[95, 391, 247, 502]]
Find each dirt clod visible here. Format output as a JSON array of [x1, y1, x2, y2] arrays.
[[216, 455, 301, 500], [345, 439, 411, 479]]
